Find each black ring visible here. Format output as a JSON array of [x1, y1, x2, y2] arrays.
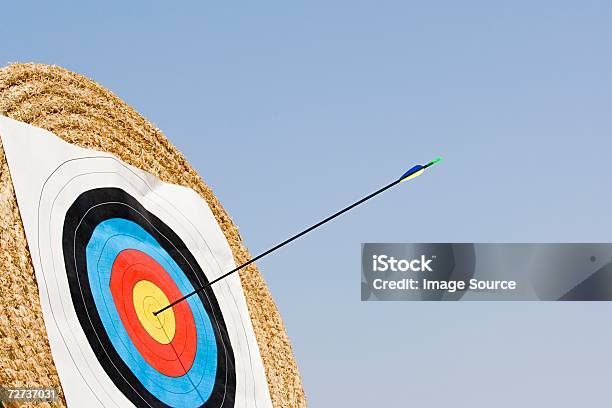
[[62, 187, 236, 407]]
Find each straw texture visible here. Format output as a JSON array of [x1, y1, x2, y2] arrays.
[[0, 63, 305, 408]]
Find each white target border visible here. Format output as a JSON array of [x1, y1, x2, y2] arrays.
[[0, 115, 273, 408]]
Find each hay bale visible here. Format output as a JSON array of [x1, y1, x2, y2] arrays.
[[0, 63, 305, 407]]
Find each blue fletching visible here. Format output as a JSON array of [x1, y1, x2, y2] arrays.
[[399, 165, 424, 180]]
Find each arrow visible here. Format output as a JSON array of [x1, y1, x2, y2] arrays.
[[154, 157, 442, 316]]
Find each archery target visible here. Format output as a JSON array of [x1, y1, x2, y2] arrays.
[[0, 115, 273, 407], [64, 188, 233, 406]]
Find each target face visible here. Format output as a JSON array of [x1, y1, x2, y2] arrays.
[[0, 116, 272, 407], [63, 188, 234, 406]]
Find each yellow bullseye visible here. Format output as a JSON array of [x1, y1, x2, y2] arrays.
[[132, 280, 176, 344]]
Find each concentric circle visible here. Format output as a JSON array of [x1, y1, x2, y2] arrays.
[[132, 280, 176, 344], [109, 249, 196, 377], [63, 187, 236, 407]]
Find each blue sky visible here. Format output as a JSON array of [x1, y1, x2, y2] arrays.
[[2, 1, 612, 406]]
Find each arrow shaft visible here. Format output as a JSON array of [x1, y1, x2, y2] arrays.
[[155, 160, 438, 315]]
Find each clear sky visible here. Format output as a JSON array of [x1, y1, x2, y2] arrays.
[[2, 1, 612, 406]]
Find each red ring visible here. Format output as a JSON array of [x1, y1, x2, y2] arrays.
[[119, 264, 187, 360], [110, 249, 197, 377]]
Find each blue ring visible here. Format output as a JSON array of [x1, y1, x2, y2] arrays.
[[86, 218, 217, 406]]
